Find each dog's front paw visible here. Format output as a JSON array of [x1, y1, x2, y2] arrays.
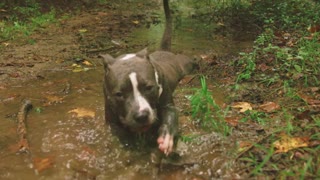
[[157, 133, 174, 156]]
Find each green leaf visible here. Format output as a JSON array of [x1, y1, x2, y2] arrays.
[[294, 64, 302, 72]]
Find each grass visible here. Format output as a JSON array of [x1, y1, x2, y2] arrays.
[[236, 31, 320, 88], [188, 0, 320, 178], [189, 76, 232, 136], [0, 8, 57, 42]]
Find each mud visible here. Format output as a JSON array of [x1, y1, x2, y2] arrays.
[[0, 1, 254, 179]]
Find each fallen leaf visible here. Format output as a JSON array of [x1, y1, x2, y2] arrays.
[[43, 95, 64, 106], [257, 63, 270, 72], [82, 60, 93, 66], [295, 110, 312, 121], [225, 116, 240, 127], [259, 102, 280, 112], [97, 12, 108, 16], [68, 108, 95, 118], [273, 133, 309, 153], [33, 156, 55, 174], [78, 29, 87, 33], [308, 24, 320, 33], [309, 140, 320, 147], [310, 87, 319, 92], [299, 93, 320, 105], [71, 63, 91, 72], [239, 141, 252, 149], [132, 20, 139, 25], [232, 102, 252, 112], [72, 67, 85, 72]]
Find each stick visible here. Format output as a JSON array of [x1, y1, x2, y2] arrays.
[[236, 132, 273, 160], [17, 99, 33, 153]]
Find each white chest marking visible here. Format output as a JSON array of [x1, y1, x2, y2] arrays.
[[121, 54, 136, 61], [154, 71, 163, 97], [129, 72, 153, 115]]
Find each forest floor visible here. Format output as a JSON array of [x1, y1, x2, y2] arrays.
[[0, 1, 319, 179]]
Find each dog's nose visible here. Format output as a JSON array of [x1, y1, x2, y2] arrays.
[[135, 110, 150, 123]]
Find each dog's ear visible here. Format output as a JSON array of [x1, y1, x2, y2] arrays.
[[99, 54, 116, 71], [136, 48, 148, 59]]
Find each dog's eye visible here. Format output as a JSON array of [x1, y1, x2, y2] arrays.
[[114, 92, 123, 98], [145, 85, 154, 91]]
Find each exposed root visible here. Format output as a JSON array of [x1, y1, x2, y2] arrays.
[[17, 99, 33, 153]]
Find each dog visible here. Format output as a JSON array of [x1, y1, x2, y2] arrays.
[[101, 48, 195, 155]]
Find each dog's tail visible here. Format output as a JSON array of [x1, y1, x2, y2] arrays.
[[160, 0, 172, 51]]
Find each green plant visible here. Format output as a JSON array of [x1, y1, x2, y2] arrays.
[[190, 76, 231, 135], [239, 144, 276, 176], [241, 110, 267, 125], [180, 134, 197, 143], [251, 0, 320, 31], [283, 80, 302, 100], [0, 7, 57, 42], [250, 144, 275, 176], [12, 0, 41, 21], [30, 9, 56, 27], [235, 30, 275, 84], [236, 51, 256, 83], [297, 33, 320, 85], [282, 109, 295, 134]]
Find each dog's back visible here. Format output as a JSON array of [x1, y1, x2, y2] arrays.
[[149, 51, 195, 91]]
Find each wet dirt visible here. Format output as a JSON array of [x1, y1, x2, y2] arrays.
[[0, 1, 254, 179]]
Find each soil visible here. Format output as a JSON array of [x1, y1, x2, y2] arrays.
[[0, 2, 158, 85], [1, 1, 319, 179]]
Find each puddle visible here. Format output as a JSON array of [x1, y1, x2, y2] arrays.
[[126, 1, 252, 56], [0, 2, 252, 179], [1, 67, 230, 179]]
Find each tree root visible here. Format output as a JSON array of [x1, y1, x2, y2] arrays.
[[17, 99, 33, 153]]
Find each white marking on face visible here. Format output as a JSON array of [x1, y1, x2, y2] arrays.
[[154, 71, 163, 97], [129, 72, 154, 120], [121, 54, 136, 61]]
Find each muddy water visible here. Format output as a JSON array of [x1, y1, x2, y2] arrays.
[[0, 67, 231, 179], [127, 3, 252, 56], [0, 6, 252, 180]]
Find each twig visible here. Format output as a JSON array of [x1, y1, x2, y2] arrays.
[[236, 132, 274, 160], [17, 99, 33, 153]]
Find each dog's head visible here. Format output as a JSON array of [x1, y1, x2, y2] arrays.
[[101, 49, 162, 132]]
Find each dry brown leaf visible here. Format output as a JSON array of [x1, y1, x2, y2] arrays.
[[68, 108, 95, 118], [97, 12, 108, 16], [295, 110, 312, 121], [232, 102, 252, 112], [299, 93, 320, 105], [33, 157, 55, 173], [237, 141, 253, 153], [45, 95, 64, 102], [308, 24, 320, 33], [225, 116, 240, 127], [43, 95, 64, 106], [259, 102, 280, 112], [273, 133, 309, 153]]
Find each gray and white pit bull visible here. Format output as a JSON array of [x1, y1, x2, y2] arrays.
[[101, 49, 195, 155]]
